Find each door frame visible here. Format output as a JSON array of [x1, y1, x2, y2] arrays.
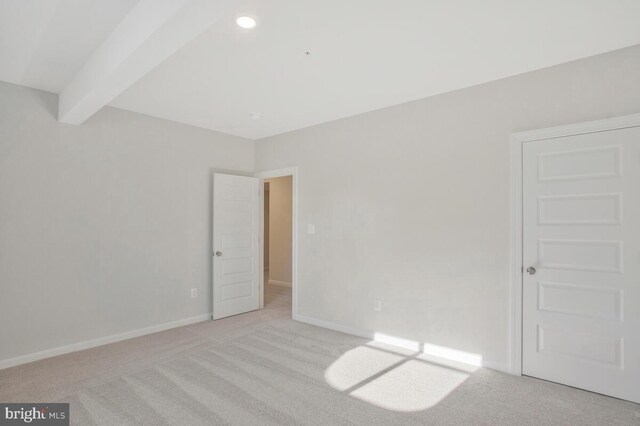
[[508, 112, 640, 376], [255, 167, 298, 317]]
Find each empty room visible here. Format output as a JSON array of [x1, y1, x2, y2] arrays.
[[1, 1, 639, 425]]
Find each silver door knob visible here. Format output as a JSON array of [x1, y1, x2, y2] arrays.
[[215, 251, 223, 257], [526, 266, 536, 275]]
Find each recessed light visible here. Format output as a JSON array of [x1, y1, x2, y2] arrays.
[[250, 113, 262, 120], [236, 16, 256, 29]]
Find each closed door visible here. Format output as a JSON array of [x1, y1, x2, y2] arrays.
[[522, 126, 640, 403], [212, 173, 260, 319]]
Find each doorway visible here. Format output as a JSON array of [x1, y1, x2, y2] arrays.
[[257, 167, 298, 318], [510, 114, 640, 404], [263, 176, 293, 314]]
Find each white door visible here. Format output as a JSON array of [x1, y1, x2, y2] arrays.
[[212, 173, 261, 319], [522, 126, 640, 403]]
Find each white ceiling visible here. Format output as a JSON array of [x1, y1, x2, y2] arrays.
[[2, 1, 640, 140], [0, 0, 139, 93]]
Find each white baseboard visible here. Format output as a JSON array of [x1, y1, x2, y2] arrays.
[[268, 279, 291, 288], [294, 313, 373, 339], [293, 313, 509, 373], [0, 313, 211, 370], [1, 310, 510, 374]]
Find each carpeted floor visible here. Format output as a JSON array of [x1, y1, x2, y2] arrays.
[[1, 283, 639, 425]]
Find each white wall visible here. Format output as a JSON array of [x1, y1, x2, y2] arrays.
[[0, 81, 254, 363], [255, 44, 640, 370], [265, 176, 292, 285]]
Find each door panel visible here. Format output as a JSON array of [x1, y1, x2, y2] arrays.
[[522, 126, 640, 403], [213, 173, 260, 319]]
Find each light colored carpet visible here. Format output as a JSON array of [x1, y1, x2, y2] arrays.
[[1, 283, 639, 425]]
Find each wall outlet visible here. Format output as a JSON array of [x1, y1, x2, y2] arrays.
[[191, 288, 197, 298], [373, 299, 382, 312], [307, 224, 315, 234]]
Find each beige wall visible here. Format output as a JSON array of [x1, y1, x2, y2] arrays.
[[0, 81, 254, 363], [263, 182, 270, 269], [265, 176, 292, 285], [255, 44, 640, 371]]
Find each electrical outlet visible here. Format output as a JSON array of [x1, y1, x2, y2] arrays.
[[374, 299, 382, 312], [191, 288, 197, 298], [307, 224, 315, 234]]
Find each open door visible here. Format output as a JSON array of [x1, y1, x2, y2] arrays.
[[212, 173, 261, 319]]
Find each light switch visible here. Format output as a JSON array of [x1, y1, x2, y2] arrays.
[[307, 224, 315, 234]]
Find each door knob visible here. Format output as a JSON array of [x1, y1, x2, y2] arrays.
[[526, 266, 536, 275], [215, 251, 223, 257]]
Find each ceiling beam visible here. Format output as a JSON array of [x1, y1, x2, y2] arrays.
[[58, 0, 233, 125]]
